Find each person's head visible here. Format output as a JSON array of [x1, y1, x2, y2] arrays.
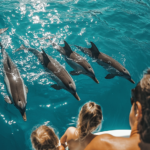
[[130, 69, 150, 143], [77, 102, 102, 140], [31, 125, 59, 150]]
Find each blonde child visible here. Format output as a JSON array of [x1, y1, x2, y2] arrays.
[[60, 102, 102, 150], [31, 125, 65, 150]]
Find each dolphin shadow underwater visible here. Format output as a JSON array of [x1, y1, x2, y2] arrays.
[[75, 42, 135, 84], [40, 38, 99, 84], [15, 45, 80, 101], [0, 41, 28, 121]]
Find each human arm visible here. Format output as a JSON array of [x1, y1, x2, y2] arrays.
[[60, 130, 67, 145], [60, 127, 77, 145]]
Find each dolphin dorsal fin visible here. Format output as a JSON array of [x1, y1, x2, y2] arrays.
[[90, 42, 100, 56], [63, 41, 73, 56], [41, 48, 51, 66]]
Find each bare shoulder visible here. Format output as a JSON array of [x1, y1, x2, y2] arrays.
[[66, 127, 76, 134], [64, 127, 77, 137], [97, 133, 114, 139], [85, 134, 116, 150], [65, 127, 78, 141], [94, 134, 115, 143]]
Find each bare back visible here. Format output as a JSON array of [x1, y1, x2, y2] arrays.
[[60, 127, 96, 150], [85, 133, 150, 150], [67, 133, 96, 150]]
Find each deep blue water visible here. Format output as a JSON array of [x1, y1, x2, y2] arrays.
[[0, 0, 150, 149]]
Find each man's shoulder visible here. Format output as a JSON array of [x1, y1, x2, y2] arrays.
[[85, 134, 118, 150], [95, 133, 115, 141]]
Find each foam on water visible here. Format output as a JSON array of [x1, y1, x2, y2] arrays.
[[0, 0, 150, 149]]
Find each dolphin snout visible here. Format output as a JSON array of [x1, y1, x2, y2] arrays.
[[21, 111, 27, 121], [73, 93, 80, 101], [128, 78, 135, 84], [93, 77, 99, 84]]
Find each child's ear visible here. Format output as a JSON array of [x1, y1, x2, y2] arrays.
[[135, 102, 142, 120]]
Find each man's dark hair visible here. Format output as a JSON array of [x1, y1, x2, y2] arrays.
[[131, 69, 150, 143]]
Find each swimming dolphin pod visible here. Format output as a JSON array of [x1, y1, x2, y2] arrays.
[[0, 26, 136, 121], [15, 45, 80, 101], [50, 40, 99, 84], [0, 42, 28, 121], [75, 42, 135, 84]]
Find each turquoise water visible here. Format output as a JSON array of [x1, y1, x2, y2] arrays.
[[0, 0, 150, 149]]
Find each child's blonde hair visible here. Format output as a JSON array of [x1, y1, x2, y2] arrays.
[[31, 125, 59, 150], [77, 102, 102, 140]]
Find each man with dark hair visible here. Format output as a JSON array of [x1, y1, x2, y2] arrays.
[[85, 70, 150, 150]]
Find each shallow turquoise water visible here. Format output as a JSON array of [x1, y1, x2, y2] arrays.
[[0, 0, 150, 149]]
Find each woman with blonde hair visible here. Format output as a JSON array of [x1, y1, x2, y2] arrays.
[[31, 125, 65, 150], [60, 101, 103, 150]]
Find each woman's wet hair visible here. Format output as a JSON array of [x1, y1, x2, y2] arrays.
[[131, 69, 150, 143], [76, 102, 102, 140], [31, 125, 59, 150]]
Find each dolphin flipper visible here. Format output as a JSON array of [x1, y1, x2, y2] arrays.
[[105, 74, 115, 79], [70, 71, 81, 75], [0, 28, 8, 35], [25, 85, 28, 93], [51, 84, 62, 90], [4, 96, 12, 104]]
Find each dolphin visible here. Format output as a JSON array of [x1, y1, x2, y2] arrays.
[[15, 45, 80, 101], [75, 42, 135, 84], [49, 40, 99, 83], [0, 28, 8, 35], [0, 43, 28, 121]]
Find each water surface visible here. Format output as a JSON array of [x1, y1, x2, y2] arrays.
[[0, 0, 150, 149]]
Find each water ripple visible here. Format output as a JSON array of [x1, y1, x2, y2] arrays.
[[0, 0, 150, 149]]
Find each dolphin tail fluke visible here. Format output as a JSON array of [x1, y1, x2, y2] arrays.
[[15, 44, 27, 53], [38, 37, 52, 43], [0, 28, 8, 35], [74, 45, 84, 52], [38, 35, 56, 40], [74, 45, 81, 49], [74, 45, 93, 57], [38, 36, 57, 47]]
